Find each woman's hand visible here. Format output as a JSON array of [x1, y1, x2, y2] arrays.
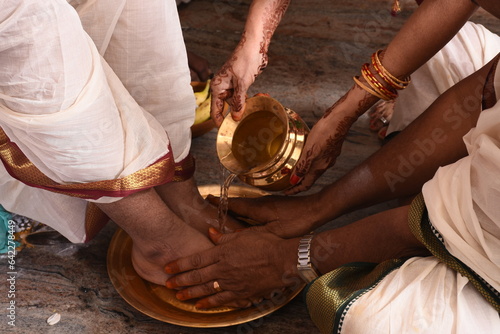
[[207, 193, 324, 238], [210, 0, 291, 126], [210, 36, 268, 127], [285, 85, 379, 194], [164, 228, 301, 309]]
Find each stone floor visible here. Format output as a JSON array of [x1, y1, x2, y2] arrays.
[[1, 1, 498, 333]]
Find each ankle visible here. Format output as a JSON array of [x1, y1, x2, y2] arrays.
[[131, 243, 174, 285]]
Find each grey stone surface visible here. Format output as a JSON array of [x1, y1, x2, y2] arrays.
[[1, 1, 498, 333]]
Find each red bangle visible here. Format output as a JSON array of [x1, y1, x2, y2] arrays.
[[371, 50, 410, 90], [361, 63, 398, 100]]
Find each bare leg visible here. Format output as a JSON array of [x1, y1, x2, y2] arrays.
[[96, 188, 213, 285]]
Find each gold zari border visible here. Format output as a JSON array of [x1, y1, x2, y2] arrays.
[[305, 260, 403, 334], [0, 127, 175, 199], [0, 126, 196, 242], [408, 193, 500, 312]]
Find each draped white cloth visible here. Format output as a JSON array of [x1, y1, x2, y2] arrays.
[[340, 68, 500, 334], [422, 73, 500, 293], [0, 0, 195, 242], [388, 21, 500, 134], [340, 26, 500, 333], [342, 257, 500, 334]]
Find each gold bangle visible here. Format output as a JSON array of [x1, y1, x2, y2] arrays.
[[353, 76, 386, 100], [361, 63, 397, 100], [373, 50, 409, 85], [372, 50, 410, 90]]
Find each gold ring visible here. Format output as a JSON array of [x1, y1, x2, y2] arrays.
[[213, 281, 223, 293]]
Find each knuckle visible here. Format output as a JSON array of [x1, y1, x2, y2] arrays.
[[190, 253, 203, 268], [202, 282, 214, 295], [213, 292, 229, 304], [187, 269, 203, 284]]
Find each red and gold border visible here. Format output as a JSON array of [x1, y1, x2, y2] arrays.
[[0, 127, 196, 241]]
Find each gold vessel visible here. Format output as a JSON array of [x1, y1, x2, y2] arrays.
[[217, 95, 310, 191]]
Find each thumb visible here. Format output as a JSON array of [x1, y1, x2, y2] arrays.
[[211, 88, 232, 127], [208, 227, 242, 244], [288, 172, 304, 187], [230, 93, 246, 122], [285, 144, 314, 191], [208, 227, 235, 244], [208, 227, 223, 243], [206, 194, 220, 206], [288, 163, 306, 187], [283, 168, 306, 195]]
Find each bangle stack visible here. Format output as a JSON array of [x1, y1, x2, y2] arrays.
[[353, 49, 411, 101]]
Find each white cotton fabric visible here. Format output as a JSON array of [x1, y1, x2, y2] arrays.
[[343, 60, 500, 334], [341, 23, 500, 334], [341, 257, 500, 334], [388, 21, 500, 133], [0, 0, 195, 242], [422, 64, 500, 293], [69, 0, 195, 162]]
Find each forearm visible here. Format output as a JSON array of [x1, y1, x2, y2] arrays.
[[317, 57, 495, 221], [241, 0, 291, 56], [210, 0, 292, 122], [383, 0, 477, 77], [282, 205, 429, 278], [310, 205, 429, 274], [325, 0, 476, 119], [305, 0, 481, 221]]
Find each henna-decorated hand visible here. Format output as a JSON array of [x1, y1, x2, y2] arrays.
[[210, 34, 268, 127], [285, 85, 378, 195], [164, 228, 301, 309], [285, 113, 350, 194], [210, 0, 291, 126]]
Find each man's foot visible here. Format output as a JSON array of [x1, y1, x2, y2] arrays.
[[96, 188, 215, 286], [130, 222, 213, 285], [155, 178, 246, 234]]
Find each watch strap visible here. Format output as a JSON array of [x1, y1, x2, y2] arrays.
[[297, 233, 319, 283]]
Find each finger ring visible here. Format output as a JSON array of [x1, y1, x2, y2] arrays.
[[213, 281, 223, 293], [379, 116, 389, 125]]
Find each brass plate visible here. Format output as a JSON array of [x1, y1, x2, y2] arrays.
[[107, 184, 305, 328]]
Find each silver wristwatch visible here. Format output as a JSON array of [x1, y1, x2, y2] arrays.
[[297, 233, 319, 283]]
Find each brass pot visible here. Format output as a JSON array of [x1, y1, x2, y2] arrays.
[[216, 95, 309, 191]]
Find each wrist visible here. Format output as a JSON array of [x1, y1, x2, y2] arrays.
[[238, 30, 269, 60], [307, 192, 334, 228], [280, 237, 302, 283]]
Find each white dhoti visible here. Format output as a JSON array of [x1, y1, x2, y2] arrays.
[[337, 66, 500, 333], [0, 0, 195, 242]]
